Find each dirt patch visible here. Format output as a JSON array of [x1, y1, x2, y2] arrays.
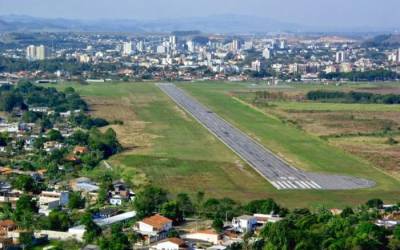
[[173, 105, 192, 122], [330, 136, 400, 180], [356, 87, 400, 95], [85, 96, 154, 154], [274, 110, 400, 137]]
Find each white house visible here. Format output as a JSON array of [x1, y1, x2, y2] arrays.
[[38, 191, 69, 216], [231, 215, 257, 233], [152, 238, 188, 250], [183, 229, 220, 244], [136, 214, 173, 243]]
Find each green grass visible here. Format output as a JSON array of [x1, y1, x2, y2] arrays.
[[42, 81, 400, 208], [180, 82, 400, 203], [267, 101, 400, 112]]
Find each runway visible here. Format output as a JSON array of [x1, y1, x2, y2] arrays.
[[158, 83, 375, 190]]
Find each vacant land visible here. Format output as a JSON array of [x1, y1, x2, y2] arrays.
[[42, 81, 400, 208], [228, 81, 400, 183]]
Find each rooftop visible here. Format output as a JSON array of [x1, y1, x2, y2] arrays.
[[141, 214, 172, 230]]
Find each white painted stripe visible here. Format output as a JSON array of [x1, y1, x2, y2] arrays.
[[286, 181, 298, 189], [306, 181, 319, 189], [271, 181, 283, 190], [276, 181, 287, 189], [310, 181, 322, 189], [295, 181, 307, 189], [299, 181, 312, 189], [280, 181, 292, 189]]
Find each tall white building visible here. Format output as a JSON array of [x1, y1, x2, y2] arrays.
[[122, 41, 133, 56], [251, 60, 262, 72], [26, 45, 36, 60], [26, 45, 49, 61], [279, 40, 286, 49], [231, 39, 240, 51], [136, 41, 144, 52], [169, 35, 176, 46], [335, 51, 346, 63], [187, 40, 195, 53], [262, 48, 271, 59], [397, 48, 400, 63]]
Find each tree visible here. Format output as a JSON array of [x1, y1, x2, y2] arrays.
[[161, 201, 183, 224], [68, 192, 85, 209], [176, 193, 194, 218], [12, 175, 39, 193], [366, 199, 384, 209], [80, 212, 102, 243], [99, 223, 130, 250], [212, 217, 224, 233], [47, 129, 63, 141], [47, 210, 71, 231], [134, 187, 168, 218]]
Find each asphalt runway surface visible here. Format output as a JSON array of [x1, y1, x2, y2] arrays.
[[158, 83, 375, 190]]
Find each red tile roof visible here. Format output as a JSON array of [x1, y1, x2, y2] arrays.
[[142, 214, 172, 230]]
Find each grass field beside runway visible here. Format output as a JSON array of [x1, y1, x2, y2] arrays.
[[42, 81, 400, 208]]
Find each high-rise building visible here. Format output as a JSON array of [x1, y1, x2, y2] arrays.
[[187, 40, 195, 53], [136, 41, 144, 52], [26, 45, 36, 61], [251, 60, 262, 72], [157, 45, 167, 54], [231, 39, 240, 51], [335, 51, 346, 63], [169, 36, 176, 46], [397, 48, 400, 63], [243, 41, 253, 50], [279, 39, 286, 49], [262, 48, 271, 59], [122, 41, 133, 56], [36, 45, 47, 60], [26, 45, 49, 61]]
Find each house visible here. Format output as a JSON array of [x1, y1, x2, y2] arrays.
[[70, 177, 100, 193], [183, 229, 220, 245], [109, 194, 123, 206], [152, 238, 189, 250], [231, 215, 257, 233], [81, 244, 100, 250], [253, 213, 282, 225], [29, 107, 49, 113], [108, 180, 135, 205], [38, 191, 69, 216], [0, 123, 18, 133], [43, 141, 63, 152], [0, 237, 13, 249], [0, 220, 17, 235], [73, 146, 88, 155], [136, 214, 173, 243]]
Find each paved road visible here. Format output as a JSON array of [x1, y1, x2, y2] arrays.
[[158, 83, 375, 190]]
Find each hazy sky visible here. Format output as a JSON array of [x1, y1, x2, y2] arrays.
[[0, 0, 399, 28]]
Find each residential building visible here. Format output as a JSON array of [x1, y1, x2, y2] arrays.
[[183, 229, 220, 244], [152, 238, 189, 250], [136, 214, 173, 243], [122, 41, 133, 56], [231, 215, 257, 233], [335, 51, 346, 63]]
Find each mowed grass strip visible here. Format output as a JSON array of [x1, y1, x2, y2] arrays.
[[180, 82, 400, 191]]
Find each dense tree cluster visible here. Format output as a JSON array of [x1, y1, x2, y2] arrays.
[[0, 81, 87, 112], [320, 70, 400, 81], [306, 90, 400, 104]]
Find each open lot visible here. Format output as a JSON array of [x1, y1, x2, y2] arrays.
[[43, 81, 400, 208]]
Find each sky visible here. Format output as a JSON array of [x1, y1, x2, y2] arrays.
[[0, 0, 399, 28]]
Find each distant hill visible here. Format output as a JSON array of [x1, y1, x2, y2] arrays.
[[363, 34, 400, 48], [0, 14, 301, 33]]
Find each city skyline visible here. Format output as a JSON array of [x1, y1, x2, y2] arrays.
[[0, 0, 399, 29]]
